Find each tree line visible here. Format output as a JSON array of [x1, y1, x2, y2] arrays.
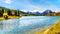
[[0, 8, 20, 17]]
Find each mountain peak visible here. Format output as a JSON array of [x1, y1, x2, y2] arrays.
[[42, 10, 54, 14]]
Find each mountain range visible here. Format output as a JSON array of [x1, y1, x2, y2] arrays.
[[20, 10, 55, 16]]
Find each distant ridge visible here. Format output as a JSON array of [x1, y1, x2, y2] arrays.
[[0, 6, 10, 10]]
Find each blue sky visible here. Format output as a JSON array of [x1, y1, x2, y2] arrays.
[[0, 0, 60, 12]]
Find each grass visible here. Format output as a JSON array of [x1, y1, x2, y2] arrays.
[[0, 17, 5, 20], [8, 16, 20, 19], [0, 16, 21, 20]]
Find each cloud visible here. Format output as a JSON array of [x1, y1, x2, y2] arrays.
[[5, 0, 12, 4]]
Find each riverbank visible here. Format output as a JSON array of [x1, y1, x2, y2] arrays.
[[0, 16, 21, 20], [42, 19, 60, 34]]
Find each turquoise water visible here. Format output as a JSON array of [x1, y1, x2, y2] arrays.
[[0, 16, 60, 34]]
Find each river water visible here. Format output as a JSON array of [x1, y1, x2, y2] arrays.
[[0, 16, 60, 34]]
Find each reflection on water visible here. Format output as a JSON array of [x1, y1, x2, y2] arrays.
[[0, 16, 60, 34], [0, 18, 19, 34]]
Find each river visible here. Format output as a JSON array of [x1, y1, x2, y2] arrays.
[[0, 16, 60, 34]]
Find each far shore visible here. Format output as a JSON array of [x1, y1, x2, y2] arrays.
[[0, 16, 21, 20]]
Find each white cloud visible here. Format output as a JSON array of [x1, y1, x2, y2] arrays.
[[5, 0, 12, 4]]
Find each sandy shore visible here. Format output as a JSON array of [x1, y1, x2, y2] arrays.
[[42, 19, 60, 34]]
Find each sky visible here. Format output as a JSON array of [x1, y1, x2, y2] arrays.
[[0, 0, 60, 12]]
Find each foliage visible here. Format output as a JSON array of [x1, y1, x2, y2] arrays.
[[0, 6, 20, 17]]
